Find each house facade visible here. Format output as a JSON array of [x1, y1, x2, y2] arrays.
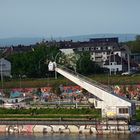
[[73, 37, 125, 73], [58, 37, 139, 74]]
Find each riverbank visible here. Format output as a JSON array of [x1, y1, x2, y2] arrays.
[[0, 120, 132, 134]]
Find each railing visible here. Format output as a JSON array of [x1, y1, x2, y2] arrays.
[[0, 119, 129, 126], [56, 64, 133, 102], [56, 64, 113, 94], [0, 120, 98, 125]]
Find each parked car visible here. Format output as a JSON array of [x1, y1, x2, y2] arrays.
[[121, 71, 132, 76], [121, 70, 138, 76]]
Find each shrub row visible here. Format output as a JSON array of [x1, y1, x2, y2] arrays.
[[0, 115, 100, 119], [0, 108, 101, 115]]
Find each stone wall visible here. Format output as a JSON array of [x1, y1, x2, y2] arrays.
[[0, 123, 130, 134]]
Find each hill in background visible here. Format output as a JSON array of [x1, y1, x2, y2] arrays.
[[0, 34, 137, 46]]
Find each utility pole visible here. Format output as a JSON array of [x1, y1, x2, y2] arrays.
[[19, 75, 21, 88], [0, 59, 3, 90], [109, 50, 113, 75], [54, 52, 60, 79], [125, 45, 131, 72]]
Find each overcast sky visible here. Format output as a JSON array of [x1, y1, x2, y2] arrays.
[[0, 0, 140, 38]]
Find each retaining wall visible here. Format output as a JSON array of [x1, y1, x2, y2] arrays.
[[0, 122, 130, 134]]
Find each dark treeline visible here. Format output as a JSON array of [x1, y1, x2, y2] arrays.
[[6, 43, 106, 78]]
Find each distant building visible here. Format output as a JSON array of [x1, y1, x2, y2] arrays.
[[0, 58, 11, 77], [73, 37, 121, 69], [11, 45, 35, 53], [89, 37, 118, 44], [60, 48, 74, 55], [131, 53, 140, 66], [1, 45, 35, 57], [58, 37, 139, 74]]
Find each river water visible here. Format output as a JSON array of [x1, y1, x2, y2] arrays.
[[0, 133, 140, 140]]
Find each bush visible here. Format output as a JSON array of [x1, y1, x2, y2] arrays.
[[0, 108, 101, 115]]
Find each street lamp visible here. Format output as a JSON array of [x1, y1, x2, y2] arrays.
[[54, 52, 61, 79], [38, 59, 43, 76], [38, 57, 47, 77], [108, 50, 116, 75], [125, 46, 130, 73], [77, 57, 83, 74], [19, 74, 21, 88]]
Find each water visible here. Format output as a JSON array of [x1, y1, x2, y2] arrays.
[[0, 133, 140, 140]]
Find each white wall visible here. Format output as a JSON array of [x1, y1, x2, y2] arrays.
[[60, 48, 74, 55], [103, 64, 122, 72]]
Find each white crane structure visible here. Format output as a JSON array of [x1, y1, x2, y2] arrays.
[[48, 62, 135, 119]]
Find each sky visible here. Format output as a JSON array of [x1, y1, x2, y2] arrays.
[[0, 0, 140, 39]]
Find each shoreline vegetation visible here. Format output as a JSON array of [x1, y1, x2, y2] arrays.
[[0, 108, 101, 120], [0, 107, 139, 122]]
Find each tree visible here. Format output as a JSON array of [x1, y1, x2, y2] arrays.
[[126, 37, 140, 53], [76, 52, 102, 75], [7, 44, 60, 78], [57, 53, 79, 72], [136, 35, 140, 41]]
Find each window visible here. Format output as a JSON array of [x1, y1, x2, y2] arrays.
[[111, 68, 115, 71], [78, 48, 83, 51], [108, 46, 111, 50], [91, 47, 94, 51], [119, 108, 128, 114], [84, 47, 89, 51], [114, 62, 117, 65]]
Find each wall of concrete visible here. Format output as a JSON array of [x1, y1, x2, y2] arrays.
[[0, 120, 130, 134]]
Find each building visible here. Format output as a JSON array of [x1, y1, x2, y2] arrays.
[[131, 53, 140, 66], [58, 38, 139, 74], [61, 37, 124, 73], [64, 37, 120, 66], [0, 58, 11, 77], [1, 45, 36, 57]]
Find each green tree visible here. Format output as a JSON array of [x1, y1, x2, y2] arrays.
[[59, 53, 79, 71], [76, 52, 102, 75], [136, 35, 140, 41], [126, 38, 140, 53], [7, 44, 60, 78]]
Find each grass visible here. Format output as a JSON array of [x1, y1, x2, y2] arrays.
[[0, 108, 101, 115], [1, 74, 140, 89], [89, 74, 140, 85], [0, 108, 101, 120]]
